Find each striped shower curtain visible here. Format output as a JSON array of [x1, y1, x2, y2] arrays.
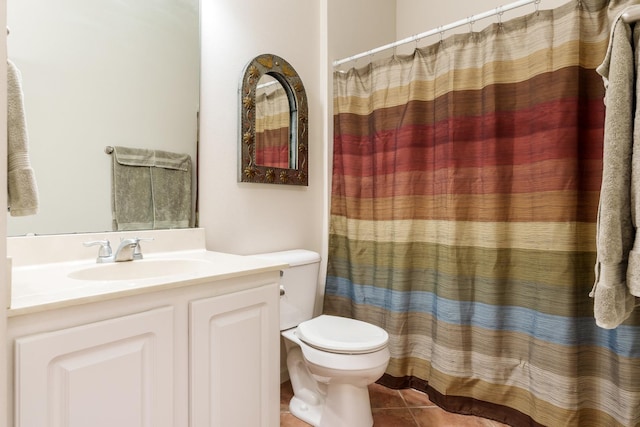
[[324, 1, 640, 426]]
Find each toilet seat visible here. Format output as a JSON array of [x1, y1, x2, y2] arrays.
[[296, 315, 388, 354]]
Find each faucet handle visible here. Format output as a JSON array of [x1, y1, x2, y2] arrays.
[[131, 237, 154, 260], [83, 240, 113, 260]]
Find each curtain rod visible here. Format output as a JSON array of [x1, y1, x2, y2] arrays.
[[621, 5, 640, 23], [333, 0, 540, 67]]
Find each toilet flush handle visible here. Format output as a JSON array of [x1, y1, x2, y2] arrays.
[[279, 270, 285, 296]]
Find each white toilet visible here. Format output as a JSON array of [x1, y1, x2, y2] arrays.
[[254, 249, 390, 427]]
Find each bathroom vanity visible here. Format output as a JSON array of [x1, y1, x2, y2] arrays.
[[6, 228, 284, 427]]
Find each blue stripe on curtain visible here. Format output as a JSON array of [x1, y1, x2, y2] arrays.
[[328, 277, 639, 357]]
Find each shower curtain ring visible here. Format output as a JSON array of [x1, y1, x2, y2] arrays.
[[438, 26, 445, 44], [534, 0, 541, 14], [496, 6, 504, 27], [468, 16, 475, 33]]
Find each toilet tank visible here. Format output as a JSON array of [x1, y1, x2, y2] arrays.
[[251, 249, 321, 331]]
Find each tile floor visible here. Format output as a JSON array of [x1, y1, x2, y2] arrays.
[[280, 381, 511, 427]]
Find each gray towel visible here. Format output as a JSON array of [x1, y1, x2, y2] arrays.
[[591, 17, 638, 329], [627, 24, 640, 299], [7, 60, 39, 216], [111, 146, 192, 231]]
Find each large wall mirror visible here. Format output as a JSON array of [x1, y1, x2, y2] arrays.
[[239, 54, 308, 185], [7, 0, 200, 236]]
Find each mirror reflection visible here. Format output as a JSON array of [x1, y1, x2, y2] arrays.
[[239, 54, 308, 186], [255, 75, 293, 169], [7, 0, 200, 236]]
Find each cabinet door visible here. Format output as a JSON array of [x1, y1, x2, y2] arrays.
[[190, 284, 279, 427], [15, 306, 174, 427]]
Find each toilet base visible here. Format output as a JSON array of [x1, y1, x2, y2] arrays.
[[286, 344, 325, 426], [288, 383, 373, 427], [318, 382, 373, 427], [289, 395, 323, 426]]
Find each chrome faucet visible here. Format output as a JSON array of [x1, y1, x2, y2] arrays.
[[84, 237, 153, 263], [113, 238, 141, 262]]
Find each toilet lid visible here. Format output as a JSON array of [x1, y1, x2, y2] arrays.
[[296, 315, 389, 354]]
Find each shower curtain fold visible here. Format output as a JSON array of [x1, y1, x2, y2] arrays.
[[325, 1, 640, 426]]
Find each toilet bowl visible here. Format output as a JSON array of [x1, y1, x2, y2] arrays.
[[282, 315, 390, 427], [251, 250, 390, 427]]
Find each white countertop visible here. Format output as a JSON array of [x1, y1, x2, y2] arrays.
[[7, 229, 286, 316]]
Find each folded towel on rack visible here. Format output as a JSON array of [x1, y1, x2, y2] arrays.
[[111, 146, 192, 231], [590, 16, 638, 329], [7, 59, 39, 216]]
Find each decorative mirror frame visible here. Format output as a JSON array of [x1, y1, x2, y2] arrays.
[[239, 53, 308, 185]]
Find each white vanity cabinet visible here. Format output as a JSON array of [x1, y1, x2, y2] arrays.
[[190, 283, 280, 426], [7, 262, 282, 427], [14, 307, 175, 427]]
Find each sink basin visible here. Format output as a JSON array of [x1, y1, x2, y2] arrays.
[[68, 259, 213, 281]]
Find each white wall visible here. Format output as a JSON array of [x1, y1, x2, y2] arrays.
[[0, 0, 7, 423], [198, 0, 398, 258], [329, 0, 397, 64], [199, 0, 324, 256], [396, 0, 568, 44]]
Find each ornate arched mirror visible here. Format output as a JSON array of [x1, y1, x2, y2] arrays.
[[239, 54, 308, 185]]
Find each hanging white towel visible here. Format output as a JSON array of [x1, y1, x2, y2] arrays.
[[7, 59, 39, 216]]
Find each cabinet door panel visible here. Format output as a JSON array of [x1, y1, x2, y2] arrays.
[[15, 307, 174, 427], [190, 284, 279, 427]]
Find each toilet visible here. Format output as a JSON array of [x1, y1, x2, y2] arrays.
[[253, 249, 390, 427]]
